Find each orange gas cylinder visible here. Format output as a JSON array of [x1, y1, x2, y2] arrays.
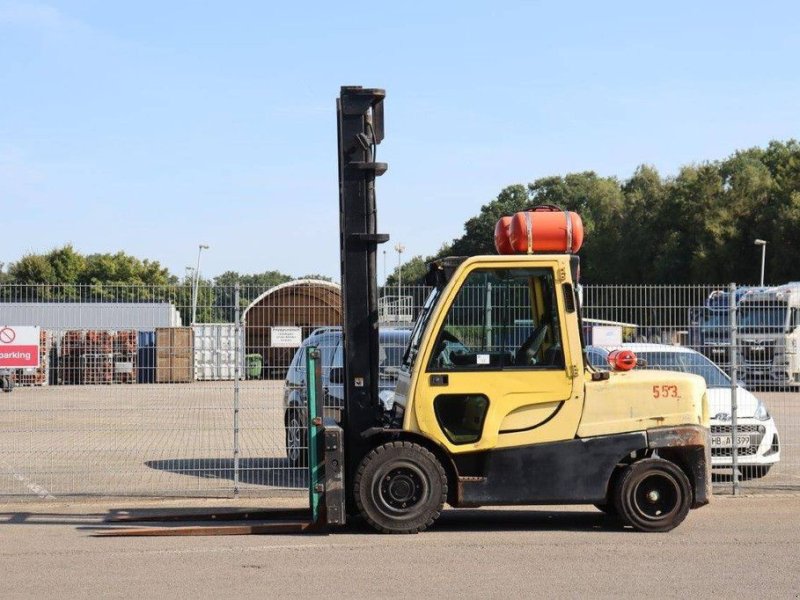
[[503, 206, 584, 254], [494, 216, 514, 254], [607, 349, 637, 371]]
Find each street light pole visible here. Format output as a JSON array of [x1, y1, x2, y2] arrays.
[[192, 244, 209, 325], [394, 243, 405, 301], [754, 239, 767, 286]]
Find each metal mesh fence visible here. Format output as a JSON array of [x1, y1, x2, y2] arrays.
[[0, 281, 797, 500], [583, 284, 798, 493]]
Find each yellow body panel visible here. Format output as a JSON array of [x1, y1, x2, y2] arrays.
[[578, 369, 710, 437]]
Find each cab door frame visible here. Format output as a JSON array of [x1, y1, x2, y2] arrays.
[[405, 256, 584, 454]]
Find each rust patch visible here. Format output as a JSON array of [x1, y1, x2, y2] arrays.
[[647, 425, 708, 449]]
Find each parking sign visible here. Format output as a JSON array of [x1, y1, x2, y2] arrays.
[[0, 326, 41, 368]]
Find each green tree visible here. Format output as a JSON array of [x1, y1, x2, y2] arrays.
[[299, 273, 334, 283], [619, 165, 668, 282], [397, 138, 800, 285], [528, 172, 624, 282], [450, 185, 529, 256], [9, 254, 55, 284], [214, 270, 293, 291], [79, 252, 171, 286], [385, 255, 429, 287], [47, 245, 85, 283]]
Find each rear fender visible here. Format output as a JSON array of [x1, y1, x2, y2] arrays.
[[648, 425, 711, 508]]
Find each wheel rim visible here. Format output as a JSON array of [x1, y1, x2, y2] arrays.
[[287, 416, 302, 462], [372, 460, 429, 519], [631, 471, 681, 521]]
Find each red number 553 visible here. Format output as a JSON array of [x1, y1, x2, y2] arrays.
[[652, 385, 678, 399]]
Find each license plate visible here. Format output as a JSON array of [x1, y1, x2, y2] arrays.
[[711, 435, 751, 448]]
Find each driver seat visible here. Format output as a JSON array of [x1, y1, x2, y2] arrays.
[[515, 323, 549, 366]]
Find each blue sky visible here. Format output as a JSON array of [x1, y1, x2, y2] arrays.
[[1, 1, 798, 282]]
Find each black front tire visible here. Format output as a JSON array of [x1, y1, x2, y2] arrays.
[[353, 441, 447, 534], [612, 458, 692, 533]]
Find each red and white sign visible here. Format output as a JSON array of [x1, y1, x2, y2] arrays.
[[0, 326, 40, 368]]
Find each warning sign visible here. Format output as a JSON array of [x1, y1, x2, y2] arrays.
[[592, 325, 623, 347], [0, 326, 41, 368], [271, 326, 303, 348]]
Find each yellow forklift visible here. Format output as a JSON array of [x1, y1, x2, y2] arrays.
[[103, 86, 710, 537]]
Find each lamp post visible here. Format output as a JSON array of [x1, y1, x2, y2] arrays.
[[394, 243, 405, 300], [192, 244, 209, 324], [754, 239, 767, 287]]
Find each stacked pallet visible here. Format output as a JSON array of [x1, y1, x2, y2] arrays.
[[61, 330, 85, 385], [12, 329, 50, 387], [113, 330, 138, 384], [83, 331, 113, 384]]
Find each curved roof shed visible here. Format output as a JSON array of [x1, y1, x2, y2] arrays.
[[243, 279, 341, 377]]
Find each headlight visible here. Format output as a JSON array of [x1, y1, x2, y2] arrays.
[[753, 399, 770, 421]]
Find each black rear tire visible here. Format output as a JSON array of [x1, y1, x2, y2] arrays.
[[353, 441, 447, 534], [613, 458, 691, 532]]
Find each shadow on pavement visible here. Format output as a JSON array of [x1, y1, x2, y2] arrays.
[[0, 505, 666, 534], [144, 457, 308, 489], [0, 511, 106, 527], [421, 508, 626, 533]]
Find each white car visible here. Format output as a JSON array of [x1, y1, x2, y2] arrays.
[[586, 343, 780, 479]]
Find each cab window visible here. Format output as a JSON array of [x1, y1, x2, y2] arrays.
[[428, 268, 565, 371]]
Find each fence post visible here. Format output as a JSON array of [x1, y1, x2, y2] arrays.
[[233, 283, 241, 497], [729, 282, 740, 495]]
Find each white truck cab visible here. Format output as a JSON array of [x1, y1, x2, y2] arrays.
[[738, 283, 800, 388]]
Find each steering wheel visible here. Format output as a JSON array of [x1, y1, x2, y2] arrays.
[[515, 324, 549, 366], [434, 330, 464, 368]]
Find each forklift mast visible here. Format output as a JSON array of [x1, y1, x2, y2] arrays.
[[336, 86, 389, 474]]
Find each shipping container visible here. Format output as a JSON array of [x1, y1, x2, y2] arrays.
[[0, 302, 182, 329], [155, 327, 194, 383], [193, 324, 242, 381]]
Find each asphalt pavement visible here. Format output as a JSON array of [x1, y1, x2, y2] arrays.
[[1, 495, 798, 599]]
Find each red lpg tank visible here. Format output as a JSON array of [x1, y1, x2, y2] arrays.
[[607, 349, 638, 371], [494, 216, 514, 254], [495, 205, 584, 255]]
